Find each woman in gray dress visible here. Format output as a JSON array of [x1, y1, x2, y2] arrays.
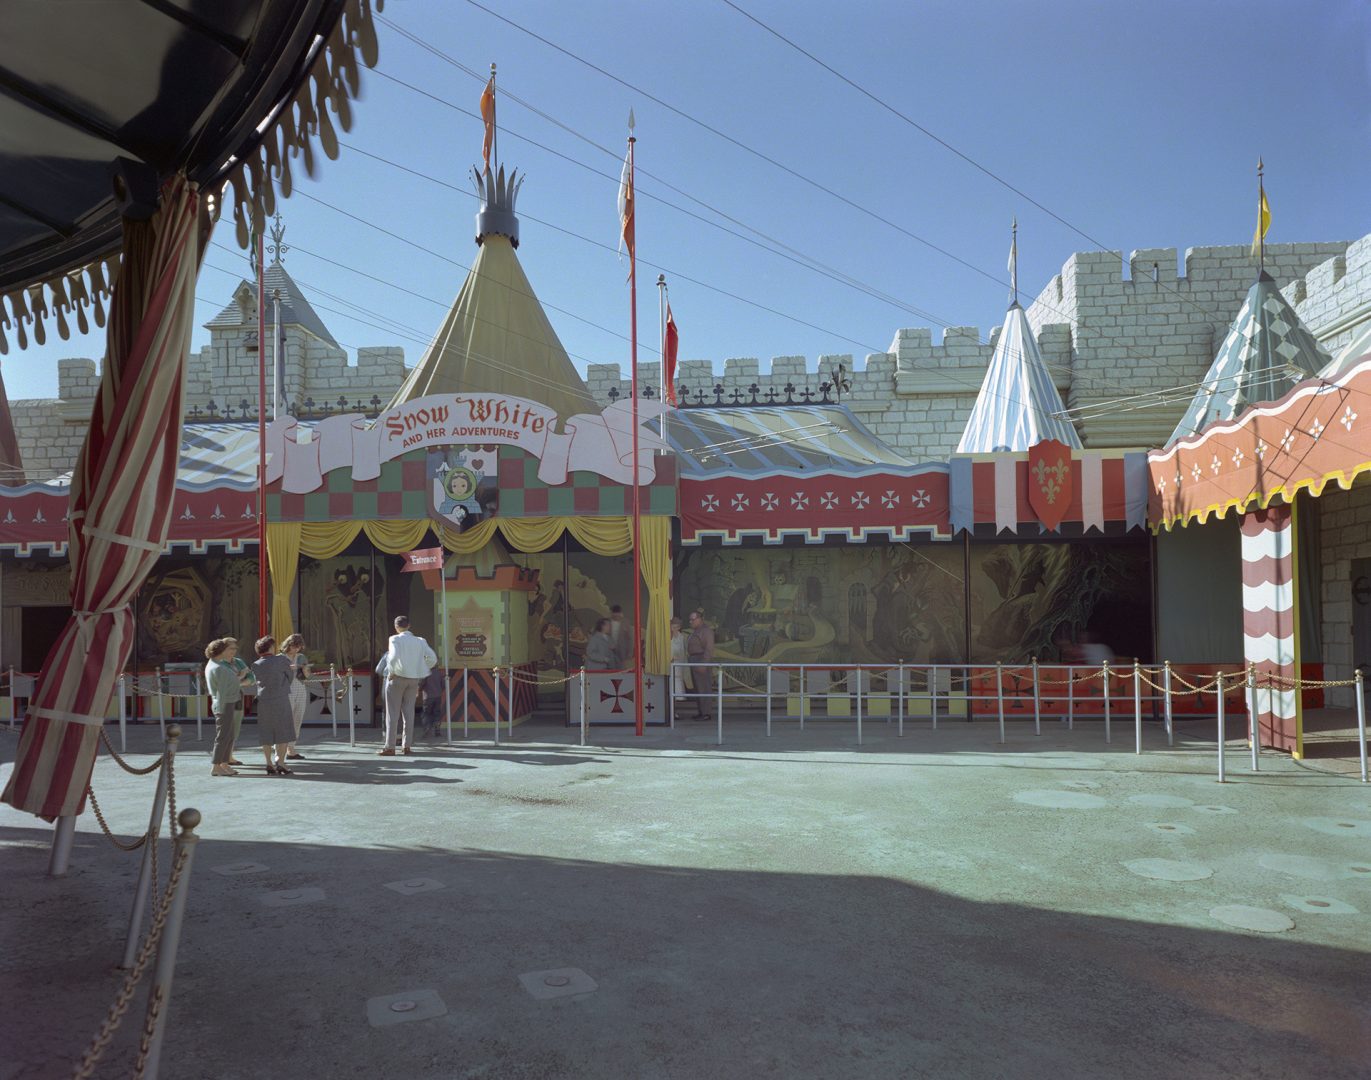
[[251, 636, 296, 776]]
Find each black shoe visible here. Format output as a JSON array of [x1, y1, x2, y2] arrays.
[[286, 752, 305, 760], [275, 764, 293, 776], [265, 763, 279, 775]]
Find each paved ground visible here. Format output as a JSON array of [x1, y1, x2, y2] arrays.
[[3, 715, 1370, 1079]]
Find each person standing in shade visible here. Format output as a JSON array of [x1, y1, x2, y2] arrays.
[[281, 633, 311, 760], [586, 618, 619, 671], [205, 639, 243, 777], [669, 616, 689, 703], [607, 604, 627, 663], [378, 615, 437, 757], [223, 637, 254, 766], [251, 636, 296, 775], [686, 610, 715, 719]]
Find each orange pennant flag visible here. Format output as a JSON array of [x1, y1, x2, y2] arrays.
[[480, 76, 495, 171]]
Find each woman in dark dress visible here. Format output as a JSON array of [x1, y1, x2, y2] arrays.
[[251, 636, 296, 775]]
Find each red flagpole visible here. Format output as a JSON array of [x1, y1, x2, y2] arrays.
[[628, 133, 644, 737], [257, 231, 268, 637]]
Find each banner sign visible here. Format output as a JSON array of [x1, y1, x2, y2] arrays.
[[399, 547, 445, 573], [265, 393, 669, 494]]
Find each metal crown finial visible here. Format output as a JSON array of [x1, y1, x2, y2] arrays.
[[267, 213, 288, 264]]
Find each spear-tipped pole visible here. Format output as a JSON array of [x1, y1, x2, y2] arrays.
[[491, 63, 498, 172], [1257, 158, 1266, 275], [1008, 217, 1018, 306], [657, 274, 668, 445], [627, 117, 644, 737]]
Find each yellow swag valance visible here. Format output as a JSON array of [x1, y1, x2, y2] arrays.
[[266, 516, 670, 673]]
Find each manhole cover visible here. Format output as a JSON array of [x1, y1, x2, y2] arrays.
[[404, 880, 426, 888], [390, 1001, 417, 1013], [544, 975, 571, 987], [281, 891, 301, 900]]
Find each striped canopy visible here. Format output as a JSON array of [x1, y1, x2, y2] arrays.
[[2, 176, 203, 819], [957, 303, 1081, 453]]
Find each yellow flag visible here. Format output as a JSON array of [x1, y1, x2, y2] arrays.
[[1251, 189, 1270, 256]]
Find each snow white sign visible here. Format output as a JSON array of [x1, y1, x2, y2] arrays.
[[264, 393, 668, 494]]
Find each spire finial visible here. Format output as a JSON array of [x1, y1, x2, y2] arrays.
[[1008, 217, 1019, 306], [267, 212, 287, 265]]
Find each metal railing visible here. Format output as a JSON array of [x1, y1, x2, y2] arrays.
[[667, 659, 1369, 784]]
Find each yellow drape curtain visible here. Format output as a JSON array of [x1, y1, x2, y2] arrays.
[[265, 521, 302, 637], [268, 515, 672, 673]]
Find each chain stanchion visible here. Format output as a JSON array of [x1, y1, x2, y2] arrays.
[[1133, 660, 1143, 755], [1356, 668, 1368, 784], [765, 665, 772, 737], [135, 807, 201, 1080], [1163, 661, 1174, 746], [154, 667, 165, 739], [579, 666, 588, 747], [118, 673, 128, 753], [896, 661, 905, 737], [121, 725, 179, 969], [192, 672, 202, 743], [1066, 664, 1074, 730], [507, 663, 515, 738], [327, 664, 337, 738], [462, 667, 470, 740], [8, 665, 15, 732], [346, 669, 355, 746], [445, 666, 454, 746], [1101, 660, 1112, 744], [492, 667, 501, 746], [1247, 661, 1260, 773], [1215, 670, 1227, 783], [798, 664, 806, 732], [995, 662, 1005, 744], [855, 668, 863, 746], [1031, 658, 1041, 736], [716, 665, 724, 746]]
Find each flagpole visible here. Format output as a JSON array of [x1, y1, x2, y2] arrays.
[[1010, 217, 1018, 306], [256, 231, 268, 638], [1257, 158, 1265, 276], [657, 275, 668, 446], [628, 130, 644, 738], [491, 63, 498, 172]]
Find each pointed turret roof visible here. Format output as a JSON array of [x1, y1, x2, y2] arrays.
[[385, 166, 591, 420], [206, 263, 338, 347], [1168, 273, 1330, 444], [1318, 319, 1371, 382], [957, 303, 1081, 453]]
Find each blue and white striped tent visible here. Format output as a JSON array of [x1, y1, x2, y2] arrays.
[[956, 303, 1081, 453]]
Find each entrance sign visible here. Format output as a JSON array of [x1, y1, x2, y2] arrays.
[[265, 393, 669, 494]]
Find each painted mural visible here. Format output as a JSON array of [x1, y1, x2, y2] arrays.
[[297, 556, 387, 672], [677, 539, 1152, 666], [134, 556, 259, 666]]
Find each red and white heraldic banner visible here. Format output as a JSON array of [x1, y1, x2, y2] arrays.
[[265, 393, 670, 493]]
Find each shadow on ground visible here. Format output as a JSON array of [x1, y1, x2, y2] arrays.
[[2, 825, 1369, 1080]]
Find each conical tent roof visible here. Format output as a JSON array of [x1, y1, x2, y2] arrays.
[[207, 261, 339, 347], [957, 303, 1081, 453], [1168, 273, 1330, 444], [386, 168, 592, 421]]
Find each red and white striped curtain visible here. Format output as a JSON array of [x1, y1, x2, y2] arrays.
[[2, 174, 205, 819]]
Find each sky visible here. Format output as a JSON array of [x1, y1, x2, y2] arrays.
[[6, 0, 1371, 401]]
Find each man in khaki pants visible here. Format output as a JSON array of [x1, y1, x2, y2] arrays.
[[378, 615, 437, 756]]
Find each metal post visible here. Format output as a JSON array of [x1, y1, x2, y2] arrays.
[[931, 665, 938, 731], [1248, 661, 1260, 773], [1355, 669, 1367, 783], [1031, 658, 1041, 736], [716, 665, 723, 746], [1216, 670, 1227, 783], [897, 662, 904, 737], [122, 725, 179, 969], [669, 663, 676, 730], [7, 665, 13, 731], [47, 814, 76, 877], [1163, 661, 1174, 746], [445, 666, 453, 746], [765, 666, 772, 737], [995, 662, 1005, 744], [855, 668, 863, 747], [1134, 660, 1143, 755], [138, 807, 202, 1080], [492, 668, 501, 746], [507, 663, 515, 737], [1102, 660, 1111, 744], [580, 667, 588, 747], [347, 671, 355, 747], [1067, 665, 1074, 730], [194, 671, 203, 742], [462, 667, 469, 740], [156, 666, 166, 739], [329, 664, 338, 738], [119, 673, 128, 753], [798, 665, 806, 732]]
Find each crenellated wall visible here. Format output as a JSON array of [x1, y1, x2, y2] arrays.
[[9, 238, 1364, 477]]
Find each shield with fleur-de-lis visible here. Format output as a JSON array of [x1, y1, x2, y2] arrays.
[[1027, 438, 1073, 531]]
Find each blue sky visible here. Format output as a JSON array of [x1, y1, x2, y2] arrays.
[[7, 0, 1370, 401]]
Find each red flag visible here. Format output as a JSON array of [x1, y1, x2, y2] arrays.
[[664, 303, 679, 405], [480, 76, 495, 171], [618, 148, 634, 261]]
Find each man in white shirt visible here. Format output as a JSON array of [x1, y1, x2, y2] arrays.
[[607, 605, 626, 664], [378, 615, 437, 756]]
